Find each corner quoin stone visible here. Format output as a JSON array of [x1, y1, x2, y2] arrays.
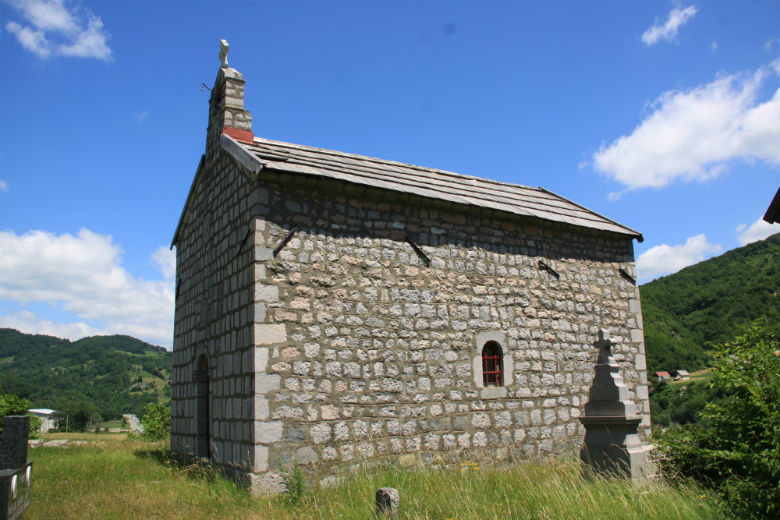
[[253, 324, 286, 345]]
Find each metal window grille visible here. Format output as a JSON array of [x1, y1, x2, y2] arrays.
[[482, 342, 503, 387]]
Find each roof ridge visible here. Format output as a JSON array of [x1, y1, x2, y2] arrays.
[[263, 155, 593, 220], [260, 149, 552, 202], [251, 136, 540, 192]]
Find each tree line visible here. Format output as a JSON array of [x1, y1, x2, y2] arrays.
[[640, 232, 780, 375], [0, 329, 171, 423]]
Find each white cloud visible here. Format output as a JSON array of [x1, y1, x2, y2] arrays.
[[56, 15, 110, 59], [594, 62, 780, 193], [642, 5, 697, 46], [0, 180, 7, 192], [0, 229, 173, 346], [765, 38, 780, 53], [5, 20, 51, 57], [736, 218, 780, 246], [637, 233, 721, 281], [3, 0, 111, 61], [710, 41, 717, 52], [151, 246, 176, 280]]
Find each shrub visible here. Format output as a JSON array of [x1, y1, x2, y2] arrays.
[[280, 460, 305, 505], [657, 322, 780, 519], [141, 402, 171, 440], [0, 390, 41, 438]]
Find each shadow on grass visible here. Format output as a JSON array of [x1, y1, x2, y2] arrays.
[[134, 447, 218, 482]]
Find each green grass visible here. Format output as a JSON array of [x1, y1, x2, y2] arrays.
[[26, 438, 723, 519]]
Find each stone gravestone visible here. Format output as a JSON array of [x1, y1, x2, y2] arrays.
[[579, 331, 654, 482], [0, 416, 32, 520]]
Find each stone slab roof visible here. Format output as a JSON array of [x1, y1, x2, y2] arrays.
[[222, 134, 642, 240]]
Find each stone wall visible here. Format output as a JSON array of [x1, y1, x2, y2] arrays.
[[249, 172, 649, 492], [170, 148, 260, 479]]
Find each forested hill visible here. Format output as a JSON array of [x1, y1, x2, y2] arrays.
[[0, 329, 172, 420], [640, 232, 780, 374]]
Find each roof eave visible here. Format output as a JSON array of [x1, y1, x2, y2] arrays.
[[220, 133, 264, 178], [171, 155, 206, 249], [171, 135, 267, 249], [536, 187, 644, 241], [763, 186, 780, 224]]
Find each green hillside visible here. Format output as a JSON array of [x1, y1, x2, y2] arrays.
[[640, 232, 780, 375], [0, 329, 171, 420]]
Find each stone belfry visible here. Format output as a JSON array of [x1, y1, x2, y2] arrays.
[[205, 39, 254, 158]]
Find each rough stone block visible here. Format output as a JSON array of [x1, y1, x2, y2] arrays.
[[321, 405, 339, 420], [376, 487, 400, 517], [250, 471, 286, 496]]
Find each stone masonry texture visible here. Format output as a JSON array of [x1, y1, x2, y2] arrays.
[[172, 163, 650, 492]]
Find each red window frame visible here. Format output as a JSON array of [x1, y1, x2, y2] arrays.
[[482, 341, 503, 387]]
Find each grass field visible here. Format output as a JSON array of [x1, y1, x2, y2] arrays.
[[25, 437, 723, 519]]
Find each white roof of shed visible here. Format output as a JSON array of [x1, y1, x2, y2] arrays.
[[28, 408, 55, 415]]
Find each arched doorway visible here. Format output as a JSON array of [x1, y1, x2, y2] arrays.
[[194, 354, 210, 459]]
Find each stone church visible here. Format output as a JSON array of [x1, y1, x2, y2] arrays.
[[170, 42, 651, 493]]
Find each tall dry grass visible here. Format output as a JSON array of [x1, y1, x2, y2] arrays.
[[26, 438, 721, 519]]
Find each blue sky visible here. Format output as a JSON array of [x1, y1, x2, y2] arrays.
[[0, 1, 778, 347]]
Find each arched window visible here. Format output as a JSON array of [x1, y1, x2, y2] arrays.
[[482, 341, 503, 387]]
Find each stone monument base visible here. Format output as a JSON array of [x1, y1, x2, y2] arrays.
[[579, 416, 654, 483]]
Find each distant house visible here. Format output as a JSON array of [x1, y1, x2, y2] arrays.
[[655, 371, 671, 381], [28, 408, 56, 433], [675, 370, 690, 381]]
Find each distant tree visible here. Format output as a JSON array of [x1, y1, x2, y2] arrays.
[[650, 379, 721, 428], [141, 402, 170, 440], [658, 322, 780, 519], [55, 401, 100, 432], [0, 328, 172, 421], [641, 233, 780, 375], [0, 390, 41, 437]]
